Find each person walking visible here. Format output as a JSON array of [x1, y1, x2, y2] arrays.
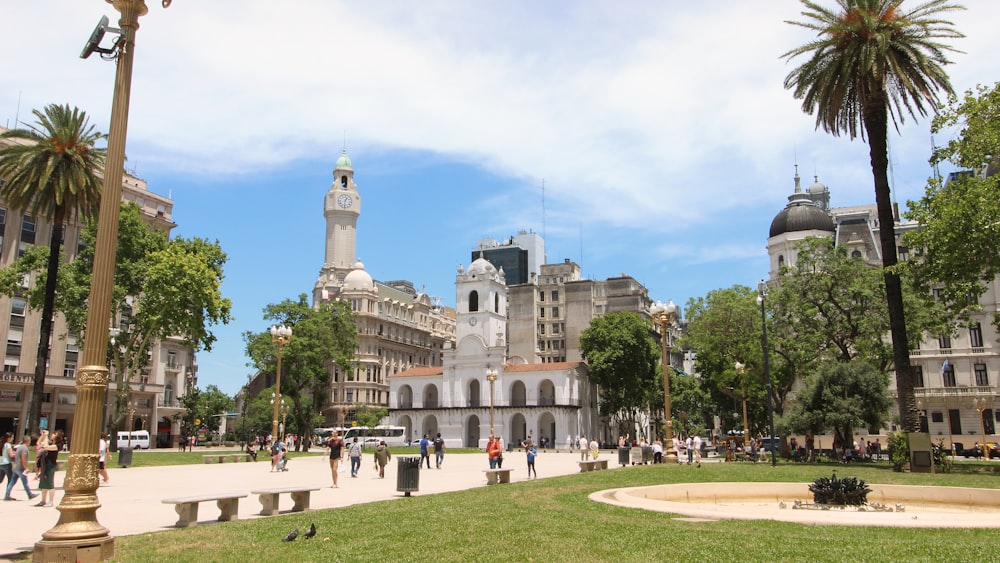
[[433, 433, 446, 469], [5, 436, 37, 501], [419, 434, 431, 469], [526, 444, 537, 479], [374, 440, 391, 478], [37, 430, 62, 506], [578, 434, 589, 461], [348, 437, 363, 478], [0, 432, 12, 489], [98, 433, 110, 484], [327, 430, 345, 487], [685, 435, 694, 465], [693, 434, 703, 465], [589, 437, 599, 460]]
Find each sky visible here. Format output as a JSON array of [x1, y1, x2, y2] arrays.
[[2, 1, 998, 397]]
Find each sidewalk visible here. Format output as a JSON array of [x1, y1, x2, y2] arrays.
[[1, 448, 615, 559]]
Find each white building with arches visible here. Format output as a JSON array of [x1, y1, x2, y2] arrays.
[[389, 255, 600, 448]]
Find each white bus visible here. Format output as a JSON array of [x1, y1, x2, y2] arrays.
[[116, 430, 150, 449], [317, 426, 407, 447]]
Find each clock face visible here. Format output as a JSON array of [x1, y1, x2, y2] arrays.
[[337, 194, 353, 209], [468, 316, 477, 326]]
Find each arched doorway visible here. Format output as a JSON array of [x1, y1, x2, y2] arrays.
[[398, 385, 413, 409], [466, 414, 481, 448], [397, 415, 413, 444], [422, 415, 439, 439], [422, 384, 439, 408], [510, 413, 527, 446], [511, 380, 526, 407], [537, 412, 556, 449], [538, 379, 556, 405]]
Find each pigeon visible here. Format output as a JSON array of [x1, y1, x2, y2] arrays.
[[304, 522, 316, 539], [283, 528, 299, 542]]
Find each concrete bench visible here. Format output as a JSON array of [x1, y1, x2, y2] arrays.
[[161, 492, 247, 527], [202, 453, 250, 464], [578, 459, 608, 472], [250, 486, 321, 516], [483, 468, 512, 485]]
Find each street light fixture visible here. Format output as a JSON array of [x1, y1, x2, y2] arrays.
[[270, 325, 292, 443], [973, 396, 993, 460], [734, 362, 751, 442], [650, 299, 678, 462], [757, 280, 776, 467], [38, 4, 172, 559], [486, 367, 498, 437]]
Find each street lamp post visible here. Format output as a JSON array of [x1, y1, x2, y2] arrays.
[[486, 367, 498, 437], [757, 280, 776, 467], [36, 3, 171, 559], [650, 300, 678, 462], [974, 396, 993, 460], [734, 363, 751, 441], [270, 325, 292, 443]]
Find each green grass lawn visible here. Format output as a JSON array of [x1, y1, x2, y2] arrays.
[[98, 460, 999, 562]]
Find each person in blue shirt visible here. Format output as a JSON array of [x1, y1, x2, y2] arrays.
[[419, 434, 431, 469], [526, 445, 537, 479]]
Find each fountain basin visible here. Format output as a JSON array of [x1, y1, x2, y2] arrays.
[[591, 482, 1000, 528]]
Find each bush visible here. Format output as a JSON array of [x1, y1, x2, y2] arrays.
[[887, 431, 909, 472], [809, 472, 871, 506]]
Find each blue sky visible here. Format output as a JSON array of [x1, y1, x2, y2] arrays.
[[2, 1, 998, 396]]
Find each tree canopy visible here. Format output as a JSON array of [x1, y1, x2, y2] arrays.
[[244, 295, 357, 450], [579, 311, 660, 432], [904, 82, 1000, 328]]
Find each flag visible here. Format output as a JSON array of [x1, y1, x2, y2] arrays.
[[941, 359, 950, 373]]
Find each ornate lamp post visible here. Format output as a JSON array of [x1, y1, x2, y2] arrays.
[[974, 396, 993, 460], [650, 299, 678, 462], [270, 325, 292, 442], [734, 362, 751, 441], [486, 367, 498, 437], [36, 3, 171, 559], [757, 280, 776, 467]]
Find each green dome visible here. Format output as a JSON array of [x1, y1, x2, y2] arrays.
[[335, 149, 353, 170]]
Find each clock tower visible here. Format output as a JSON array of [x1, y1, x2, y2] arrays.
[[320, 149, 361, 286], [455, 255, 508, 350]]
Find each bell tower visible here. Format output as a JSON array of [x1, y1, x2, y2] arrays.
[[321, 149, 361, 286]]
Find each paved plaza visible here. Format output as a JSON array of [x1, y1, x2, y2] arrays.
[[0, 447, 602, 559]]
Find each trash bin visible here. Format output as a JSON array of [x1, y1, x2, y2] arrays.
[[117, 446, 133, 468], [618, 446, 629, 466], [642, 446, 653, 464], [396, 456, 420, 496]]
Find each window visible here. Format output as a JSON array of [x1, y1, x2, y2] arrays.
[[63, 363, 76, 378], [539, 324, 545, 335], [898, 246, 909, 262], [469, 290, 479, 312], [851, 250, 862, 258], [552, 323, 560, 334], [539, 291, 544, 302], [949, 409, 962, 435], [913, 366, 924, 388], [777, 255, 785, 268], [539, 307, 545, 318], [938, 335, 951, 350], [10, 298, 26, 317], [970, 323, 984, 348], [552, 306, 559, 318], [974, 364, 989, 386], [166, 351, 177, 369], [551, 290, 558, 301], [931, 411, 944, 423], [942, 364, 956, 387]]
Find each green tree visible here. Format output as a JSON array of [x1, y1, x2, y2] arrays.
[[56, 202, 233, 435], [178, 385, 235, 445], [771, 237, 947, 372], [0, 104, 105, 438], [783, 0, 964, 432], [353, 404, 388, 428], [245, 295, 357, 451], [904, 83, 1000, 327], [785, 360, 892, 457], [579, 311, 660, 433]]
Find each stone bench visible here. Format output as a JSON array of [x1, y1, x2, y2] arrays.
[[250, 486, 321, 516], [483, 468, 512, 485], [202, 453, 251, 464], [161, 492, 247, 527], [578, 459, 608, 472]]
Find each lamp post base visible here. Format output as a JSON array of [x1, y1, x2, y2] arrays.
[[33, 535, 114, 563], [664, 452, 679, 463]]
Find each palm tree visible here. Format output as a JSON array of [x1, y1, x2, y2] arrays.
[[782, 0, 963, 432], [0, 104, 106, 438]]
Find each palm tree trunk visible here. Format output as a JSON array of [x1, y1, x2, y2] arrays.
[[864, 104, 918, 433], [27, 205, 66, 438]]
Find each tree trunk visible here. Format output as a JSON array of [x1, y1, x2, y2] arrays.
[[27, 206, 65, 439], [863, 104, 917, 433]]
